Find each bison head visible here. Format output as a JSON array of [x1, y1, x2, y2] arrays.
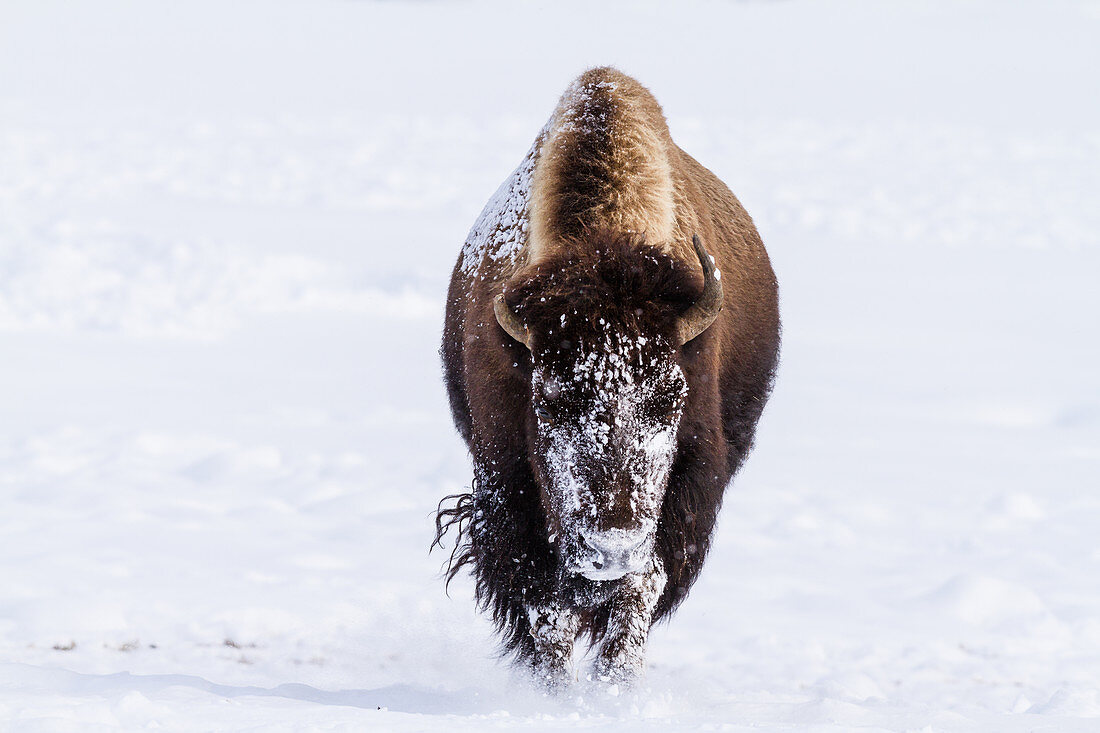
[[495, 234, 722, 581]]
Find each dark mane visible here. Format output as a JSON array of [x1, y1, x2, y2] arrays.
[[433, 460, 559, 663]]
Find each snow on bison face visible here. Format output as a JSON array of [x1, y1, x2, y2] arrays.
[[528, 331, 687, 581]]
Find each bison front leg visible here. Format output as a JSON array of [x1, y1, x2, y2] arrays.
[[526, 603, 580, 691], [592, 558, 667, 687]]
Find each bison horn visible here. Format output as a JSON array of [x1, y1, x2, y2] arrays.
[[676, 235, 724, 345], [494, 293, 532, 349]]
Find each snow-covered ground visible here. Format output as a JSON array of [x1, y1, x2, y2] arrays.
[[2, 0, 1099, 730]]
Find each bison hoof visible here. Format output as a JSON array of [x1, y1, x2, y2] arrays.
[[590, 661, 643, 690], [530, 663, 574, 694]]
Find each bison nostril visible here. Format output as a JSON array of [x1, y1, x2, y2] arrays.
[[577, 532, 607, 569]]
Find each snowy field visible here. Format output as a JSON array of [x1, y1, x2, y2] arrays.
[[2, 0, 1099, 730]]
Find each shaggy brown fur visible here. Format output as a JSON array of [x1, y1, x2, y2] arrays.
[[437, 67, 780, 671]]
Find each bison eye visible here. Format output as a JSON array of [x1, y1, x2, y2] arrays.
[[649, 393, 685, 417], [534, 403, 554, 422]]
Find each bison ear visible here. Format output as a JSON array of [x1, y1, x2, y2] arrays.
[[494, 293, 533, 350], [675, 235, 724, 345]]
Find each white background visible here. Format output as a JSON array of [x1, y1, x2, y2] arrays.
[[1, 1, 1098, 730]]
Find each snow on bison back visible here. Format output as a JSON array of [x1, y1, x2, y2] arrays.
[[436, 67, 780, 690]]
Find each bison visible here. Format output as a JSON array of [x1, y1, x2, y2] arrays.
[[436, 67, 780, 689]]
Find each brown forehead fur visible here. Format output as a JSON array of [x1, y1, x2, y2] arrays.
[[504, 229, 702, 354]]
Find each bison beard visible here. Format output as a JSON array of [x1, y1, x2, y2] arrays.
[[437, 67, 779, 691]]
